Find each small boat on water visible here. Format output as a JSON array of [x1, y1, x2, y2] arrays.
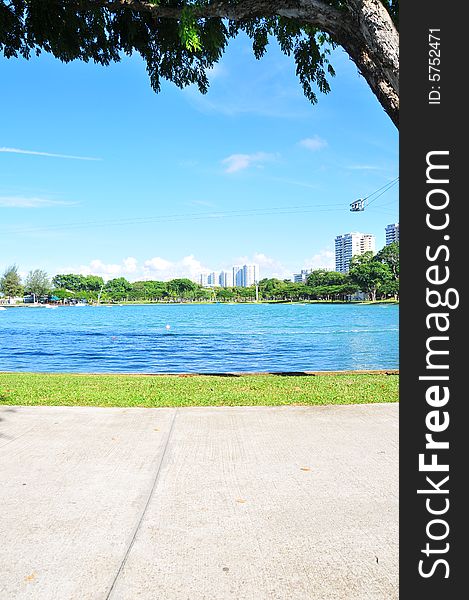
[[0, 306, 7, 311]]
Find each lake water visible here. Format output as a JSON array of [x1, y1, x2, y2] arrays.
[[0, 303, 398, 373]]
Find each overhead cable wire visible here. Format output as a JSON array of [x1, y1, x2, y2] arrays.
[[365, 178, 399, 207], [2, 202, 347, 235]]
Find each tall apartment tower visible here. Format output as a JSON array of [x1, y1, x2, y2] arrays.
[[335, 232, 376, 273], [219, 270, 234, 288], [207, 272, 218, 286], [385, 223, 400, 245], [243, 264, 259, 287], [232, 264, 259, 287], [232, 265, 243, 287]]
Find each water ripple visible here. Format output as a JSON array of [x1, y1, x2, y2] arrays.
[[0, 303, 399, 373]]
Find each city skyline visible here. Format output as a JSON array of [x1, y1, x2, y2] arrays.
[[199, 264, 260, 288], [3, 221, 397, 286]]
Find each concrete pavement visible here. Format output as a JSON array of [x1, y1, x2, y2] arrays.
[[0, 404, 398, 599]]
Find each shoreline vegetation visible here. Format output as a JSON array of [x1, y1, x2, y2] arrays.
[[1, 298, 399, 307], [1, 247, 399, 305], [0, 372, 399, 408]]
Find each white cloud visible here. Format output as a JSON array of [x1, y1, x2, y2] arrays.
[[0, 146, 101, 161], [123, 257, 138, 273], [60, 255, 213, 282], [143, 257, 173, 272], [143, 255, 210, 281], [68, 257, 139, 281], [232, 252, 291, 280], [56, 252, 304, 283], [302, 249, 335, 270], [181, 255, 203, 269], [222, 152, 276, 174], [299, 136, 328, 151], [0, 196, 75, 208]]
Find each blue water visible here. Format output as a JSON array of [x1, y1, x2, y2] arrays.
[[0, 303, 398, 373]]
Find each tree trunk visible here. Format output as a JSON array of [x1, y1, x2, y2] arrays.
[[339, 0, 399, 127]]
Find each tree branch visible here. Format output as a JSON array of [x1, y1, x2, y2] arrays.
[[102, 0, 346, 33], [96, 0, 399, 126]]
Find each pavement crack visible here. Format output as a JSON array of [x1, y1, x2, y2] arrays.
[[104, 408, 178, 600]]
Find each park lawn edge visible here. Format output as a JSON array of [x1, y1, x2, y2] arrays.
[[0, 372, 399, 408]]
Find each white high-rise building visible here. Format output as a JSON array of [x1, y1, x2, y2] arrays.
[[293, 269, 313, 283], [335, 232, 376, 273], [199, 273, 209, 287], [232, 264, 259, 287], [207, 272, 218, 286], [233, 265, 243, 287], [243, 264, 259, 287], [219, 270, 234, 287], [385, 223, 400, 245]]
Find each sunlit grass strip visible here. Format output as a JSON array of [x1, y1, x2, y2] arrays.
[[0, 372, 398, 407]]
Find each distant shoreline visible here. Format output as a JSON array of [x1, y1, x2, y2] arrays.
[[1, 299, 399, 308]]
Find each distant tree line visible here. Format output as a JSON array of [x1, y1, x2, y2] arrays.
[[259, 243, 399, 302], [0, 243, 398, 304]]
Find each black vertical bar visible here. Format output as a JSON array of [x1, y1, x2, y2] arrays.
[[400, 1, 466, 597]]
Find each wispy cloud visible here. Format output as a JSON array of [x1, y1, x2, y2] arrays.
[[0, 196, 76, 208], [346, 164, 381, 171], [222, 152, 276, 174], [178, 159, 199, 168], [189, 199, 217, 208], [182, 54, 309, 120], [267, 176, 319, 190], [206, 63, 228, 81], [0, 147, 102, 161], [299, 136, 328, 151], [185, 87, 309, 119]]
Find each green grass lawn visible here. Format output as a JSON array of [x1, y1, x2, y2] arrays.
[[0, 372, 399, 407]]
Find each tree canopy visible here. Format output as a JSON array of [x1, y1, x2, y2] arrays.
[[52, 273, 105, 292], [348, 251, 395, 301], [24, 269, 51, 299], [0, 264, 22, 299], [0, 0, 399, 126]]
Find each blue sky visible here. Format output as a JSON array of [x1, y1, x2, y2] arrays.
[[1, 34, 398, 282]]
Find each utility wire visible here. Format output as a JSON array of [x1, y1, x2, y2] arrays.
[[365, 178, 399, 207], [3, 178, 399, 236], [2, 202, 346, 236]]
